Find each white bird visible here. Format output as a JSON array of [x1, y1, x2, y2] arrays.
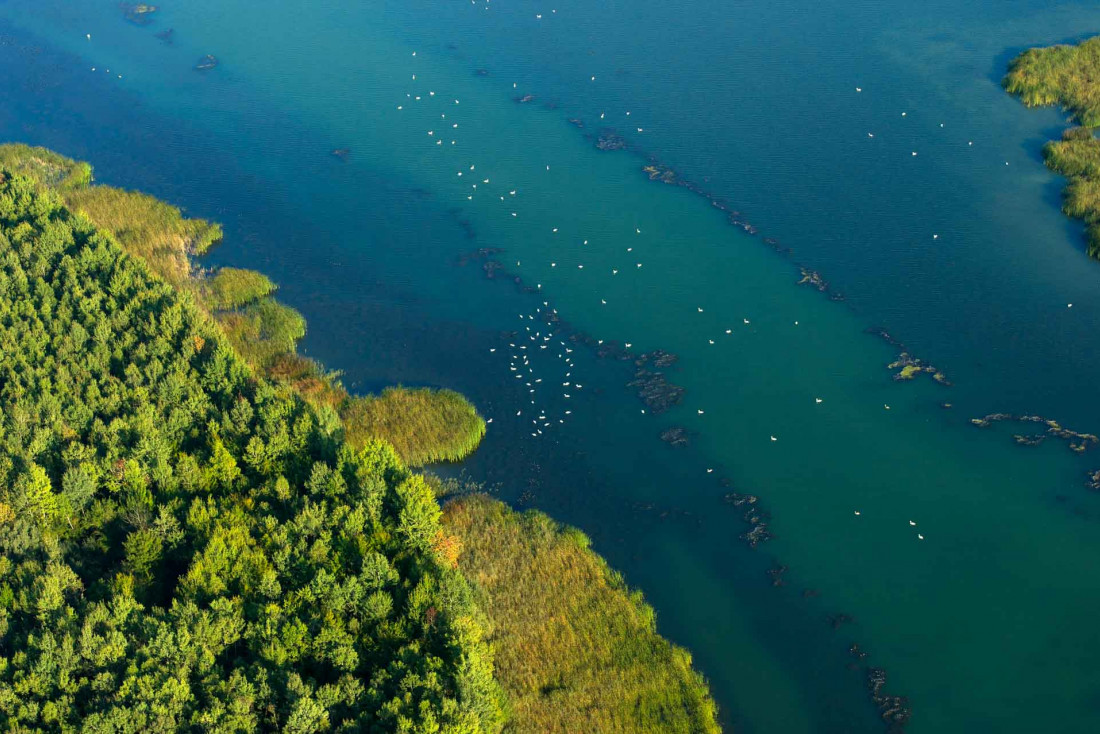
[[698, 307, 704, 312], [909, 520, 916, 526], [725, 329, 732, 334], [815, 398, 823, 404], [743, 318, 750, 324], [868, 132, 874, 138], [884, 404, 891, 410], [933, 234, 938, 239], [855, 86, 862, 92], [917, 534, 924, 540], [770, 436, 777, 441], [911, 151, 918, 156], [86, 33, 91, 39], [854, 510, 861, 516], [698, 409, 705, 415]]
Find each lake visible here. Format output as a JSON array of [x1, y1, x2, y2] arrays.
[[2, 1, 1100, 731]]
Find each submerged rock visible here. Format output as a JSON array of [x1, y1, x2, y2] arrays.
[[194, 54, 218, 71], [659, 426, 690, 447], [888, 352, 950, 385], [867, 668, 913, 731], [643, 164, 679, 185], [120, 3, 157, 25], [628, 369, 684, 414], [798, 267, 828, 292], [514, 94, 536, 104], [330, 148, 351, 162], [740, 523, 772, 548], [154, 28, 174, 44], [596, 132, 627, 151]]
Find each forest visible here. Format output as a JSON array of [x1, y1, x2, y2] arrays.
[[0, 145, 721, 733]]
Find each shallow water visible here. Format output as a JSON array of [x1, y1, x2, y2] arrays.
[[3, 1, 1100, 731]]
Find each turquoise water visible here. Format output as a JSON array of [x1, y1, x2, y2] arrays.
[[3, 1, 1100, 731]]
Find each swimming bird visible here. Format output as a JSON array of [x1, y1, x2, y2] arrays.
[[815, 398, 823, 404], [708, 339, 714, 344], [909, 520, 916, 526], [725, 329, 732, 334], [933, 234, 938, 239], [917, 534, 924, 540], [868, 132, 874, 138], [698, 307, 704, 312], [854, 510, 861, 516], [770, 436, 777, 441], [1068, 303, 1073, 308], [855, 87, 862, 92], [743, 318, 750, 324], [884, 404, 891, 410], [698, 409, 705, 415]]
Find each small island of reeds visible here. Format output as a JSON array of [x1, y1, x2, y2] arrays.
[[1004, 37, 1100, 258]]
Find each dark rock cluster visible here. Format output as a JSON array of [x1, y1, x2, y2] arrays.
[[595, 131, 627, 151], [971, 413, 1098, 454], [659, 426, 690, 447], [798, 267, 828, 292], [628, 365, 684, 414], [867, 668, 913, 732]]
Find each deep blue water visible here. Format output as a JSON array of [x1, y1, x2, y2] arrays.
[[3, 1, 1100, 731]]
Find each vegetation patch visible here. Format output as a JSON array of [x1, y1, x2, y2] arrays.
[[1004, 38, 1100, 258], [443, 495, 721, 734], [344, 388, 487, 466]]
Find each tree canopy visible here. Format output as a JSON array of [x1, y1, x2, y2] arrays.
[[0, 171, 503, 732]]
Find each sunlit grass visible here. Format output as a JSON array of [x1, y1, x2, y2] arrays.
[[1003, 37, 1100, 127], [444, 495, 722, 734], [343, 387, 486, 466]]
